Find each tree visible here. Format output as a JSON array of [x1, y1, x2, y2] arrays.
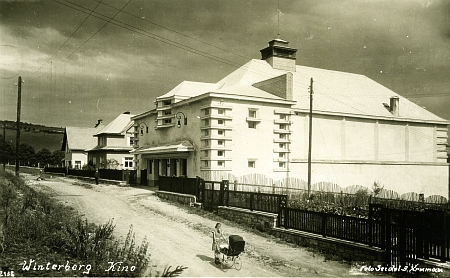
[[104, 158, 119, 169], [51, 150, 65, 167], [18, 143, 36, 166], [0, 140, 15, 165], [36, 148, 52, 167]]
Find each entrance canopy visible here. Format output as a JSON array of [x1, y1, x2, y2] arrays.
[[131, 140, 194, 159]]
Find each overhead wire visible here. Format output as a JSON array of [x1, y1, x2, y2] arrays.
[[31, 0, 103, 78], [91, 0, 253, 62], [40, 0, 308, 93], [32, 0, 447, 124]]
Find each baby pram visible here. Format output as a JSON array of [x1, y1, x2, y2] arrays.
[[213, 234, 245, 270]]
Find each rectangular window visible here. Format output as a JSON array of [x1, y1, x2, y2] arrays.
[[163, 100, 171, 106], [248, 109, 257, 118], [279, 143, 285, 149], [279, 153, 285, 158], [128, 136, 133, 146], [164, 110, 172, 115], [203, 150, 209, 157], [164, 119, 172, 124], [124, 157, 133, 168], [204, 119, 210, 126], [248, 161, 255, 168], [217, 119, 224, 125], [217, 150, 224, 156], [248, 122, 256, 129], [203, 140, 209, 147], [218, 109, 224, 115], [203, 161, 209, 167], [217, 161, 225, 167], [217, 140, 224, 146], [279, 134, 286, 139], [203, 130, 210, 136], [75, 161, 81, 169], [280, 114, 286, 120], [279, 124, 286, 130], [218, 130, 224, 136], [204, 108, 210, 115], [279, 162, 285, 168]]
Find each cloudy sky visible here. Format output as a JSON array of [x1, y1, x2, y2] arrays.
[[0, 0, 449, 128]]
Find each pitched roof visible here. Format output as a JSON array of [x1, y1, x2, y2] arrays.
[[217, 59, 447, 123], [63, 126, 99, 151], [131, 140, 194, 154], [95, 113, 135, 136], [157, 81, 222, 101]]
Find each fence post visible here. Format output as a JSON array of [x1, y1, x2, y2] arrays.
[[181, 177, 184, 194], [222, 180, 229, 207], [321, 213, 327, 237], [201, 179, 205, 204], [195, 176, 200, 200], [441, 212, 447, 262], [211, 182, 215, 209]]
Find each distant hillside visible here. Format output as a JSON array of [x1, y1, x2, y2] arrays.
[[1, 120, 64, 152]]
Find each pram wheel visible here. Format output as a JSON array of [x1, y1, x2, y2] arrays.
[[220, 255, 233, 269], [234, 256, 242, 270]]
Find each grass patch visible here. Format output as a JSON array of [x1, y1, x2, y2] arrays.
[[0, 171, 185, 277]]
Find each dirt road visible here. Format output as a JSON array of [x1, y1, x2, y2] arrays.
[[24, 174, 354, 277]]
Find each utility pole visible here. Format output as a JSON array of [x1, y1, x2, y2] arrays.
[[307, 78, 313, 198], [2, 121, 5, 172], [15, 76, 22, 176]]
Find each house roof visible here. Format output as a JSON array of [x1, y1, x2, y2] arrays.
[[131, 140, 194, 155], [62, 126, 99, 151], [157, 81, 222, 101], [215, 59, 447, 123], [88, 145, 134, 152], [95, 113, 135, 136]]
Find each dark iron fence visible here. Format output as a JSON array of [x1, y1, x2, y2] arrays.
[[279, 207, 382, 246], [155, 176, 450, 264], [278, 204, 450, 264], [202, 180, 224, 211], [227, 191, 284, 213], [44, 167, 66, 174], [44, 167, 135, 182], [159, 176, 199, 195]]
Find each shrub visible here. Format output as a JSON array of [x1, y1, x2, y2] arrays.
[[0, 171, 176, 277]]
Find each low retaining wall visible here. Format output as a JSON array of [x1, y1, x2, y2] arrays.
[[156, 191, 196, 206], [217, 206, 277, 232], [218, 206, 386, 264], [270, 227, 386, 265], [155, 191, 450, 272]]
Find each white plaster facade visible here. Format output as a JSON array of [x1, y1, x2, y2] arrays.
[[132, 39, 448, 199]]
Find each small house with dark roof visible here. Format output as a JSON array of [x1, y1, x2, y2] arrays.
[[131, 39, 448, 200], [87, 112, 135, 169]]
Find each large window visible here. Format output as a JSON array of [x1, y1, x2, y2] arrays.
[[124, 157, 133, 168]]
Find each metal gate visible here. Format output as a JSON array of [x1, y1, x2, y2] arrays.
[[202, 180, 228, 211], [385, 209, 422, 266], [372, 205, 449, 265]]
